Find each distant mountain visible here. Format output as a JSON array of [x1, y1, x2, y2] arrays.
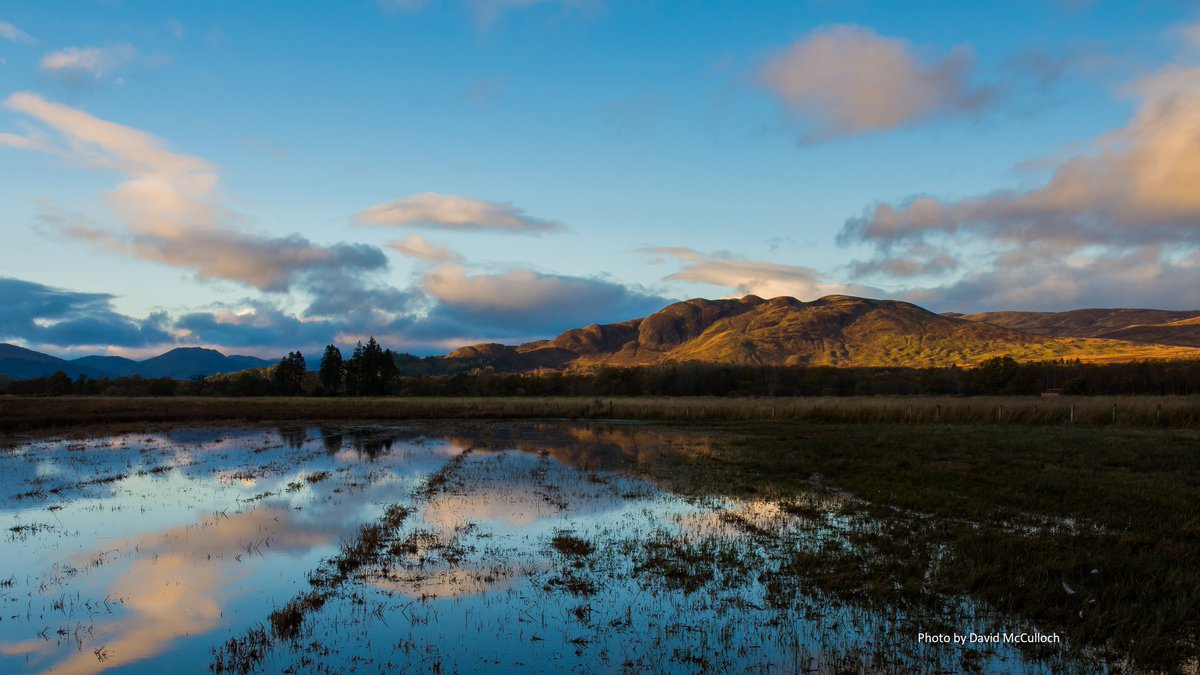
[[958, 308, 1200, 339], [0, 344, 274, 381], [410, 295, 1200, 373], [0, 343, 109, 380], [130, 348, 272, 380], [71, 355, 140, 378], [1094, 317, 1200, 348], [958, 308, 1200, 348]]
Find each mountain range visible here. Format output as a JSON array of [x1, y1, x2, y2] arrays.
[[5, 294, 1200, 381], [0, 344, 273, 381], [417, 295, 1200, 373]]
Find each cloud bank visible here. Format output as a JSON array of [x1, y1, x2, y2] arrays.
[[0, 277, 169, 350], [840, 42, 1200, 310]]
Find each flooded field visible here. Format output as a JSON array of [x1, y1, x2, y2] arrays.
[[0, 422, 1148, 673]]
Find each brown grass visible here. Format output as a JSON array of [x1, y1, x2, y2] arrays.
[[5, 394, 1200, 434]]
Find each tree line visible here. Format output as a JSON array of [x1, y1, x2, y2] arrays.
[[7, 349, 1200, 397]]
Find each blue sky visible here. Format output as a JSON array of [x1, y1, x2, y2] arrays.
[[2, 1, 1199, 358]]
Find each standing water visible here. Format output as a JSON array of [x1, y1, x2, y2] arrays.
[[0, 422, 1080, 673]]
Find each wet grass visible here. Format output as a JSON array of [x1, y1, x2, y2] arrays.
[[633, 421, 1200, 670], [550, 531, 594, 557]]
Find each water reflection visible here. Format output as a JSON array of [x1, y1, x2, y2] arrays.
[[0, 422, 1079, 674]]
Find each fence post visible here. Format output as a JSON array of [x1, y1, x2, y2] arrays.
[[1070, 404, 1074, 424], [1112, 404, 1117, 424]]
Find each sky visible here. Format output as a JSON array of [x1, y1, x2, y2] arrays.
[[2, 0, 1200, 359]]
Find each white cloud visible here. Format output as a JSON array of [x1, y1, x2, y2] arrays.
[[356, 192, 566, 233], [39, 44, 139, 84], [0, 21, 34, 45], [756, 25, 990, 141]]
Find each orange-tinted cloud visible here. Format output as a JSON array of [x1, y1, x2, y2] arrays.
[[756, 25, 991, 141], [389, 234, 464, 264], [840, 43, 1200, 310], [356, 192, 566, 234], [1, 93, 386, 292], [643, 246, 879, 300]]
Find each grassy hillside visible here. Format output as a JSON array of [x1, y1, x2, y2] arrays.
[[432, 295, 1200, 372]]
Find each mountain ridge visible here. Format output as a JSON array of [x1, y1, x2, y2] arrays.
[[0, 344, 274, 381], [418, 295, 1200, 373], [8, 295, 1200, 381]]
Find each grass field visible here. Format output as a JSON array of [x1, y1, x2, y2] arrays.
[[5, 394, 1200, 433]]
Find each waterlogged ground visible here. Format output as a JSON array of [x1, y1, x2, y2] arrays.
[[0, 422, 1086, 673]]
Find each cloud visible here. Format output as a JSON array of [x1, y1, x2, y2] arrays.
[[178, 264, 668, 354], [898, 249, 1200, 312], [1, 92, 388, 292], [175, 303, 335, 350], [841, 70, 1200, 250], [0, 277, 170, 349], [644, 247, 877, 300], [39, 44, 145, 85], [417, 264, 670, 338], [847, 244, 961, 279], [839, 50, 1200, 310], [389, 234, 464, 264], [0, 21, 34, 45], [356, 192, 567, 233], [755, 25, 991, 141]]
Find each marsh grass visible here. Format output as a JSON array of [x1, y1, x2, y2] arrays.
[[632, 422, 1200, 670], [550, 531, 594, 557]]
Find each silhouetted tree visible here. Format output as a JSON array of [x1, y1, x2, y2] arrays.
[[46, 370, 72, 396], [343, 337, 396, 396], [345, 342, 365, 395], [318, 344, 344, 394], [273, 351, 306, 395]]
